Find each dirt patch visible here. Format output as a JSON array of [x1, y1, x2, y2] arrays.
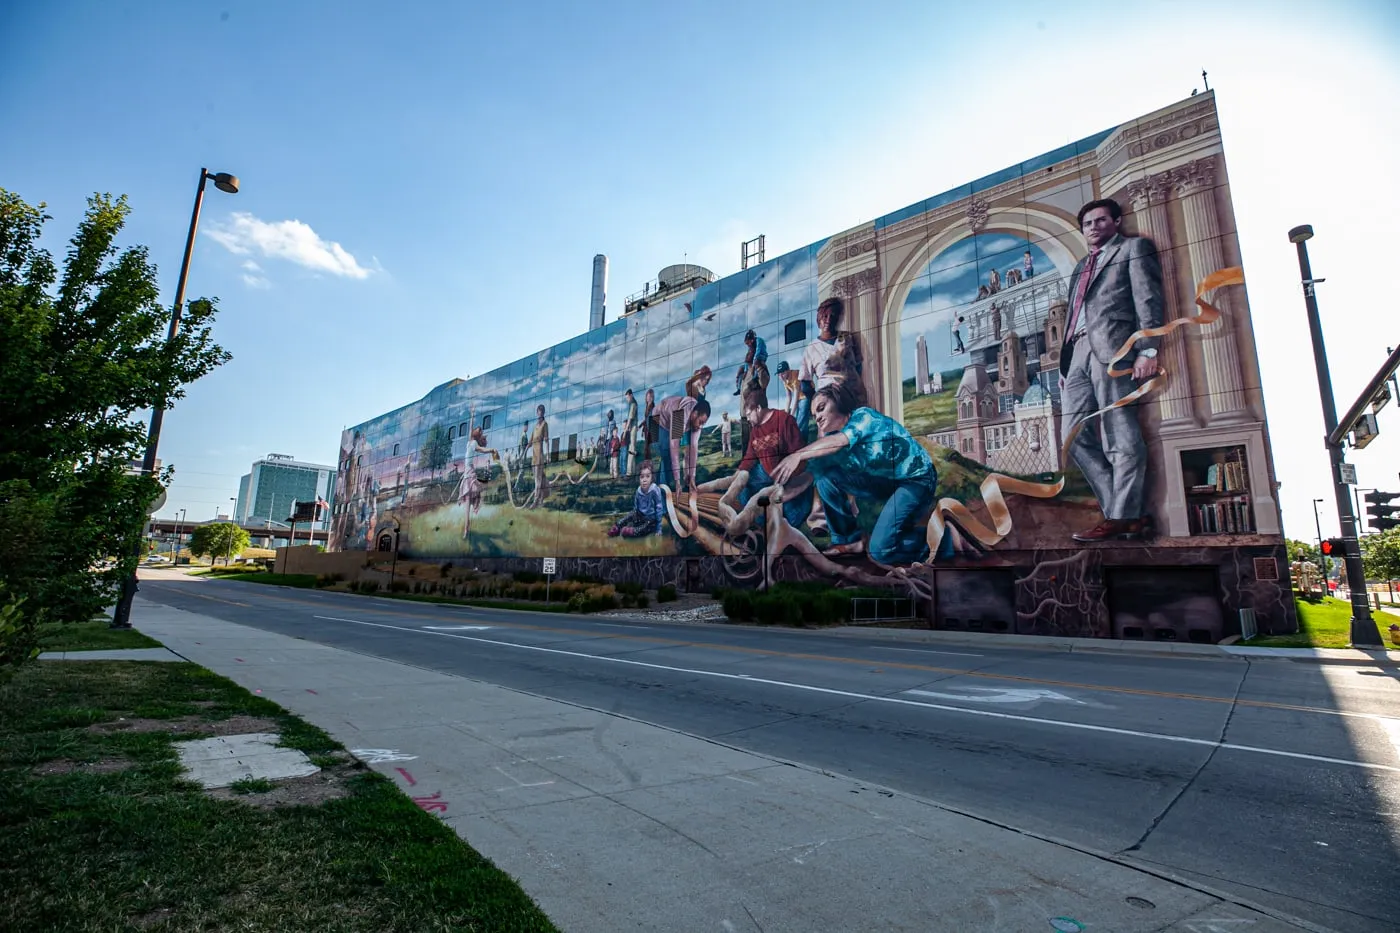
[[32, 757, 134, 777], [207, 762, 362, 809], [87, 714, 280, 736], [132, 907, 175, 929]]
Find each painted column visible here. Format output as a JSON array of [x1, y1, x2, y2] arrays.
[[1126, 171, 1195, 428], [1175, 157, 1250, 423], [831, 265, 883, 410]]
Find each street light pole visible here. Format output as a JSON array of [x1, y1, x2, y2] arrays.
[[389, 518, 402, 591], [172, 507, 186, 563], [1289, 224, 1378, 645], [112, 169, 238, 627], [1311, 497, 1326, 585]]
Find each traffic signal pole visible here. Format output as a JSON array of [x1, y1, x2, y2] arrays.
[[1290, 226, 1380, 646]]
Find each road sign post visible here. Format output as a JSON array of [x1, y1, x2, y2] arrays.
[[543, 557, 556, 603]]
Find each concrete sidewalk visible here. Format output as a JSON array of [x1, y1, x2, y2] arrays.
[[128, 598, 1318, 933]]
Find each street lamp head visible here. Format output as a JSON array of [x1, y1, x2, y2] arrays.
[[1288, 224, 1314, 244], [210, 172, 240, 194]]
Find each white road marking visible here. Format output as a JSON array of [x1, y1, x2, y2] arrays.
[[310, 615, 1400, 773], [1377, 717, 1400, 761], [905, 687, 1086, 706], [422, 625, 493, 631]]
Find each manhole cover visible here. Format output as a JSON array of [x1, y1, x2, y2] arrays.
[[1049, 920, 1084, 932], [1126, 896, 1156, 909]]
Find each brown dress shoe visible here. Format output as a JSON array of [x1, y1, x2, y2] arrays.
[[1072, 518, 1134, 542]]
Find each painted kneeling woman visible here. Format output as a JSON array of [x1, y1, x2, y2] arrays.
[[772, 381, 954, 568]]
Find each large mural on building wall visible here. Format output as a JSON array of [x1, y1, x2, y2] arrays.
[[330, 92, 1293, 637]]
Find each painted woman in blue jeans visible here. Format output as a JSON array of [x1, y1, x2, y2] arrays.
[[772, 381, 954, 567]]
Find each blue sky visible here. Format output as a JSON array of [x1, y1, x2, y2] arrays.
[[3, 0, 1399, 541]]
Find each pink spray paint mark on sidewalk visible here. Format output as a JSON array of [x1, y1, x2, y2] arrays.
[[412, 791, 448, 814], [395, 767, 417, 786]]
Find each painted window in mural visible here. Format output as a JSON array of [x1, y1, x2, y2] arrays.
[[330, 93, 1281, 602]]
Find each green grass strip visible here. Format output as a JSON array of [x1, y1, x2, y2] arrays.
[[1245, 596, 1399, 649], [0, 660, 559, 932]]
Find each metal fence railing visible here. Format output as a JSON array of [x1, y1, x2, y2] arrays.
[[850, 597, 916, 624]]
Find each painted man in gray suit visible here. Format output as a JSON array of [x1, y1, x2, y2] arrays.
[[1059, 198, 1164, 543]]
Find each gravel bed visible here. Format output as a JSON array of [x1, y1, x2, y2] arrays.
[[595, 598, 728, 624]]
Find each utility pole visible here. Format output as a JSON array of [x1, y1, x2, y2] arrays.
[[1289, 225, 1379, 645]]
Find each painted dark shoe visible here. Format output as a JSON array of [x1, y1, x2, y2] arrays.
[[1126, 515, 1156, 539], [1071, 519, 1136, 542]]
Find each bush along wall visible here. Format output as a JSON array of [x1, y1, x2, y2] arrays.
[[719, 583, 889, 627]]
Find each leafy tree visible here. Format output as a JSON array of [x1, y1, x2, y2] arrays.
[[1285, 538, 1316, 563], [0, 188, 229, 664], [1360, 528, 1400, 582], [420, 424, 452, 480], [189, 523, 251, 565]]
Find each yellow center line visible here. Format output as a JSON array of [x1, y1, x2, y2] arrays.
[[191, 587, 1377, 721]]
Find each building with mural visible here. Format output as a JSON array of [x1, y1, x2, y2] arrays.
[[329, 91, 1294, 641]]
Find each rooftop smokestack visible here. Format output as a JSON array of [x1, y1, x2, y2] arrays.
[[590, 254, 608, 330]]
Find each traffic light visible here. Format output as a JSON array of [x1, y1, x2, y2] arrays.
[[1365, 490, 1400, 532], [1320, 538, 1346, 557]]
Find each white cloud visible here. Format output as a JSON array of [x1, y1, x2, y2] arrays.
[[241, 273, 271, 289], [241, 260, 262, 272], [209, 212, 371, 279]]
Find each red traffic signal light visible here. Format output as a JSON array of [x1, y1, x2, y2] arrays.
[[1320, 538, 1345, 556]]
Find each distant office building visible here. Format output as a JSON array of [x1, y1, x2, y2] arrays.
[[234, 453, 334, 530]]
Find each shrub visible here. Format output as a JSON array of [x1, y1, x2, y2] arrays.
[[723, 590, 754, 621], [567, 572, 603, 584], [710, 586, 727, 601], [620, 593, 636, 608], [616, 581, 644, 597], [567, 585, 619, 613], [441, 562, 453, 576], [390, 581, 411, 594], [657, 583, 678, 603], [635, 594, 649, 609], [755, 593, 803, 626], [407, 566, 416, 577], [314, 573, 344, 588], [817, 591, 850, 625], [0, 592, 37, 675], [513, 569, 543, 584]]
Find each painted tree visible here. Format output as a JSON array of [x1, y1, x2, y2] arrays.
[[420, 424, 452, 481], [189, 523, 251, 565], [0, 188, 230, 668]]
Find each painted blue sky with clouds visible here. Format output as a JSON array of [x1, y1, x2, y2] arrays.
[[899, 234, 1060, 379]]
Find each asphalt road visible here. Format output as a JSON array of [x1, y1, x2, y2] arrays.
[[136, 572, 1400, 932]]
